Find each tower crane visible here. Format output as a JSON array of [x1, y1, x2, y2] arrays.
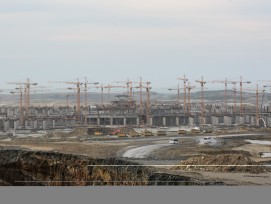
[[168, 84, 181, 107], [135, 82, 151, 126], [259, 80, 271, 113], [243, 84, 265, 126], [186, 82, 196, 115], [114, 79, 136, 109], [177, 74, 188, 113], [49, 79, 83, 119], [82, 77, 99, 125], [103, 84, 126, 104], [10, 85, 24, 126], [212, 78, 230, 113], [7, 78, 38, 115], [114, 78, 149, 110], [228, 81, 238, 113], [238, 77, 251, 116], [95, 84, 107, 105], [195, 76, 207, 124]]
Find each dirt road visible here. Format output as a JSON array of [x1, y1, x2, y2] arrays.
[[122, 144, 171, 158]]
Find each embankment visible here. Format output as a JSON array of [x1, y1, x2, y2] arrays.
[[0, 147, 224, 186]]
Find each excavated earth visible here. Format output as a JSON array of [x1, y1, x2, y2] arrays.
[[172, 154, 268, 174], [0, 147, 224, 186]]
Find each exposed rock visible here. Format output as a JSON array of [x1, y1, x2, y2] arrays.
[[0, 147, 224, 186]]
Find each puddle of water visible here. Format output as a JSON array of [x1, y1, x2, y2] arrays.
[[261, 153, 271, 158], [245, 140, 271, 145]]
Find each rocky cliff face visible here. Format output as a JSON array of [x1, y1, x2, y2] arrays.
[[0, 147, 224, 186]]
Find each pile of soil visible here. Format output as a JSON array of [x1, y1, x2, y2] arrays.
[[172, 154, 267, 174]]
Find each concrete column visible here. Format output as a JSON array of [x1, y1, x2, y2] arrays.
[[14, 121, 19, 129], [97, 118, 100, 126], [224, 116, 232, 126], [136, 117, 140, 126], [162, 117, 166, 126], [4, 121, 10, 131], [34, 120, 38, 129], [110, 117, 113, 126], [123, 118, 127, 126], [189, 117, 194, 128], [43, 121, 47, 130], [267, 117, 271, 127], [149, 117, 153, 126], [25, 120, 28, 129], [53, 120, 56, 128], [176, 117, 179, 126]]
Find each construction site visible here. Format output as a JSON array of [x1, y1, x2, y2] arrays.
[[1, 76, 271, 186]]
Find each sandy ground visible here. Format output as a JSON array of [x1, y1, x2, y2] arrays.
[[1, 131, 271, 185]]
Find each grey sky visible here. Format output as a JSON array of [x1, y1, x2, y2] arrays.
[[1, 0, 271, 92]]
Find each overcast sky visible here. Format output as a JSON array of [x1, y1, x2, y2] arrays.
[[1, 0, 271, 92]]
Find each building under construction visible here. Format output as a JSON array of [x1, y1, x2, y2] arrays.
[[1, 76, 271, 131]]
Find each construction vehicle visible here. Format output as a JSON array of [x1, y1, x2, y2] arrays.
[[94, 131, 102, 136], [129, 131, 141, 137], [118, 133, 127, 137], [200, 126, 213, 133], [178, 129, 187, 135], [141, 129, 153, 136]]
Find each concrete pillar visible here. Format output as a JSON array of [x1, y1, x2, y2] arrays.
[[149, 117, 153, 126], [124, 118, 127, 126], [97, 118, 100, 126], [43, 121, 47, 130], [4, 121, 10, 131], [25, 120, 28, 129], [110, 117, 113, 126], [14, 121, 19, 129], [34, 120, 38, 129], [163, 117, 166, 126], [224, 116, 232, 126], [267, 117, 271, 127], [176, 117, 179, 126], [136, 117, 140, 126], [53, 120, 56, 128], [189, 117, 194, 128]]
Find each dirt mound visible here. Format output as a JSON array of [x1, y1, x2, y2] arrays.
[[172, 154, 267, 174]]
